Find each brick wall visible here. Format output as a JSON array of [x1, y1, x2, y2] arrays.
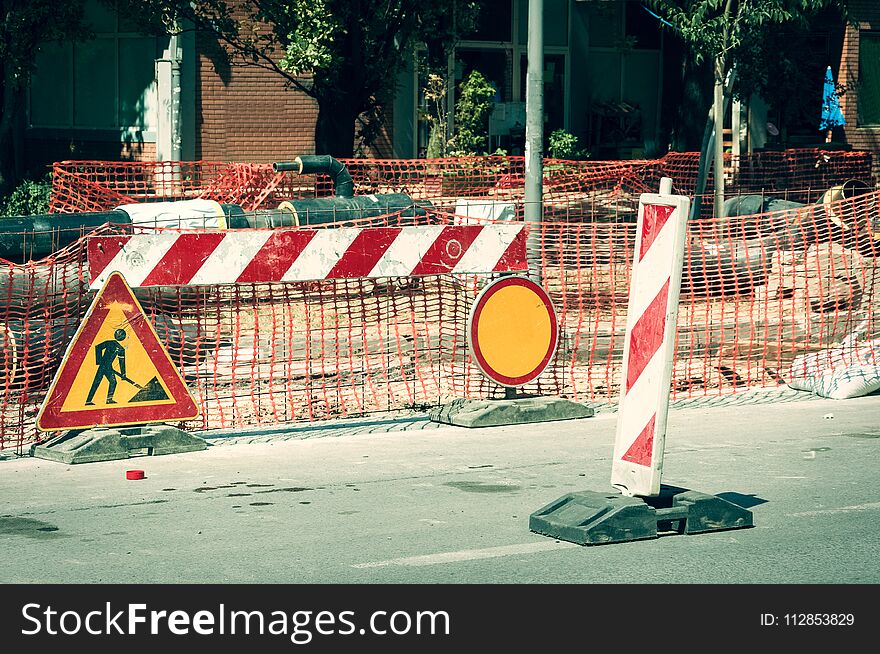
[[838, 0, 880, 183], [195, 32, 395, 162], [195, 32, 318, 162]]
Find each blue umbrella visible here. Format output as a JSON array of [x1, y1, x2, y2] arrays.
[[820, 66, 845, 142]]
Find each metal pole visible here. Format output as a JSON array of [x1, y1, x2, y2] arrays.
[[525, 0, 543, 283], [713, 57, 725, 224], [170, 33, 182, 162]]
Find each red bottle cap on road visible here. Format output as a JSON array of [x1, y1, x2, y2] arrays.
[[126, 470, 145, 480]]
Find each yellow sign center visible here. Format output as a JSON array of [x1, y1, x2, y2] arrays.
[[476, 285, 553, 378], [60, 301, 174, 412]]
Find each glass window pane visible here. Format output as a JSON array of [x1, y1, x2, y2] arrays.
[[517, 0, 568, 46], [587, 1, 621, 48], [455, 49, 510, 103], [30, 42, 72, 127], [74, 39, 117, 127], [519, 53, 566, 134], [545, 0, 569, 47], [463, 0, 512, 42], [858, 32, 880, 126], [626, 1, 662, 50], [119, 37, 158, 129]]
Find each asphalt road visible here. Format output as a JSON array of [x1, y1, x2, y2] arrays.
[[1, 393, 879, 585]]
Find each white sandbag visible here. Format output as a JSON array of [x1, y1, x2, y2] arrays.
[[788, 332, 880, 399]]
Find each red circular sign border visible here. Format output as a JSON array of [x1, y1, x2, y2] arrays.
[[468, 275, 559, 387]]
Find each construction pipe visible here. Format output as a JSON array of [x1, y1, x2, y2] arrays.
[[721, 179, 873, 250], [253, 195, 432, 228], [684, 180, 875, 295], [0, 158, 429, 262], [273, 155, 354, 198], [0, 211, 130, 264], [0, 200, 248, 263], [271, 155, 431, 226]]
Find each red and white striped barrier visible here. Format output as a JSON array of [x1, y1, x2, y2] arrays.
[[87, 224, 527, 288], [611, 178, 690, 497]]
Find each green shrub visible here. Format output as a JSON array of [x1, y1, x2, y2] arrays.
[[1, 174, 52, 217], [449, 70, 496, 156], [549, 129, 589, 160]]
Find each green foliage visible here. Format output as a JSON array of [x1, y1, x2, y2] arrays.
[[549, 129, 578, 159], [0, 175, 52, 217], [0, 1, 90, 92], [646, 0, 847, 149], [159, 0, 480, 155], [272, 0, 339, 76], [645, 1, 846, 82], [421, 72, 449, 158], [449, 70, 496, 156]]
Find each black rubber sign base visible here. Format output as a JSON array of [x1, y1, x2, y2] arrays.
[[529, 485, 753, 545], [31, 424, 207, 464]]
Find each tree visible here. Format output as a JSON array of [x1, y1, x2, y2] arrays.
[[0, 1, 172, 197], [448, 70, 496, 155], [646, 0, 847, 217], [157, 0, 479, 158], [0, 1, 90, 196]]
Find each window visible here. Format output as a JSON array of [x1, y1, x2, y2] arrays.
[[517, 0, 569, 47], [463, 0, 512, 42], [519, 53, 567, 136], [29, 0, 158, 136], [858, 31, 880, 126], [625, 1, 662, 50], [412, 0, 572, 156], [586, 0, 622, 48], [456, 50, 510, 103]]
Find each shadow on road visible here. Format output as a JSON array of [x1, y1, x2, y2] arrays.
[[715, 491, 768, 509]]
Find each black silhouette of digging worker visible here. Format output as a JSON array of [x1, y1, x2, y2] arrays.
[[84, 327, 168, 405]]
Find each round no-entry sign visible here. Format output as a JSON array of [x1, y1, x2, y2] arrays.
[[468, 275, 559, 387]]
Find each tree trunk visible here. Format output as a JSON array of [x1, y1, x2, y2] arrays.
[[669, 53, 712, 152], [0, 124, 15, 199], [0, 62, 24, 198], [314, 99, 361, 158]]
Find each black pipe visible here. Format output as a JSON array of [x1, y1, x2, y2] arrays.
[[0, 210, 131, 263], [0, 203, 248, 263], [273, 155, 355, 198], [250, 195, 432, 228], [685, 182, 876, 295]]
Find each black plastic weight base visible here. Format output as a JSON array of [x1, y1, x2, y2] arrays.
[[529, 485, 754, 545]]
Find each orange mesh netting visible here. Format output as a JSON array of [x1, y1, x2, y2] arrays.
[[2, 148, 877, 454]]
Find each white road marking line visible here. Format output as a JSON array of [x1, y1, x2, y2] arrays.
[[352, 541, 576, 568], [788, 502, 880, 517]]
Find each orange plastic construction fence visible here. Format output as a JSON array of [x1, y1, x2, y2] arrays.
[[1, 149, 877, 454]]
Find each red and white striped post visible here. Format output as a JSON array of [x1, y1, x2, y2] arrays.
[[531, 181, 753, 542], [611, 177, 690, 497]]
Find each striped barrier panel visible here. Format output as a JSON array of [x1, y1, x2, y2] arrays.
[[87, 224, 528, 288], [611, 178, 690, 498]]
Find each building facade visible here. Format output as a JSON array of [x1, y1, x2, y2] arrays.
[[21, 0, 880, 176]]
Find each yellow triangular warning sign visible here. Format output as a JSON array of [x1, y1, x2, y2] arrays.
[[37, 272, 200, 431]]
